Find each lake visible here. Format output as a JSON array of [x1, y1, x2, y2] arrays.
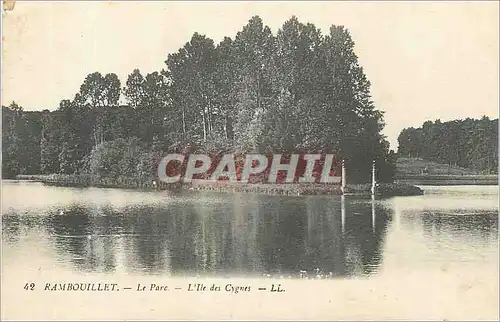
[[1, 181, 498, 320]]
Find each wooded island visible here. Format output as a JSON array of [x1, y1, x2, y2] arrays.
[[2, 16, 497, 195]]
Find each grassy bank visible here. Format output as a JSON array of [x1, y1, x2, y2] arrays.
[[395, 176, 498, 186], [13, 174, 423, 197], [14, 174, 181, 191], [396, 157, 485, 176], [191, 181, 422, 197], [395, 157, 498, 185]]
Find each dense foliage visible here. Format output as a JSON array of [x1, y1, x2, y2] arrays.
[[3, 16, 396, 183], [397, 117, 498, 174]]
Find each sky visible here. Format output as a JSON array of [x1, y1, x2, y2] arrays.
[[2, 1, 499, 149]]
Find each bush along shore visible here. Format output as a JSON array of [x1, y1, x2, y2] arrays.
[[190, 181, 423, 197], [15, 174, 182, 191], [14, 174, 423, 197]]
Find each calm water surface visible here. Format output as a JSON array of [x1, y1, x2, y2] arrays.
[[2, 182, 498, 279]]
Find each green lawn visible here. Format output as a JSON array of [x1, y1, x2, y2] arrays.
[[396, 157, 486, 177]]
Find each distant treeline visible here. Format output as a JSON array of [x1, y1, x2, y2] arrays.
[[2, 16, 397, 183], [397, 117, 498, 173]]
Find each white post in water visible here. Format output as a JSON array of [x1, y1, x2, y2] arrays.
[[371, 194, 376, 233], [371, 160, 376, 196], [341, 159, 347, 195], [341, 195, 346, 233]]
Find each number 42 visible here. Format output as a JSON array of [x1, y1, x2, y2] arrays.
[[24, 282, 35, 291]]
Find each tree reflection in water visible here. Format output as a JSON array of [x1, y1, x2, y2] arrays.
[[36, 194, 393, 278]]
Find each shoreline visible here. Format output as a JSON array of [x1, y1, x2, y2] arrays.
[[11, 174, 424, 197], [395, 175, 497, 186]]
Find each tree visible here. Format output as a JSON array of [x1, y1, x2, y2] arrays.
[[232, 16, 275, 152], [124, 69, 146, 108], [40, 110, 62, 174], [5, 15, 403, 183], [77, 72, 121, 146], [398, 117, 498, 173], [83, 137, 146, 178], [166, 32, 217, 144], [2, 102, 43, 177]]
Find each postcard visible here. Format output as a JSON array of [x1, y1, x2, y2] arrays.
[[1, 1, 498, 320]]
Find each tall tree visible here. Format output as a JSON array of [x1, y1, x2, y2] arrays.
[[77, 72, 121, 146], [232, 16, 275, 152], [124, 69, 170, 145], [166, 32, 217, 144]]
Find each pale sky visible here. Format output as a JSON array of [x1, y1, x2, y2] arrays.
[[2, 1, 499, 149]]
